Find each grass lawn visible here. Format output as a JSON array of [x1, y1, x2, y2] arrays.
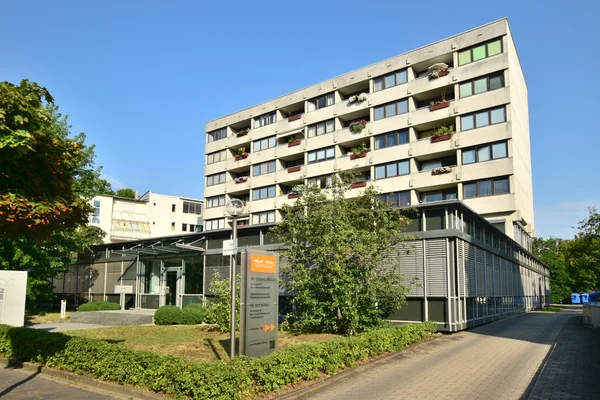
[[26, 310, 70, 324], [68, 325, 338, 363]]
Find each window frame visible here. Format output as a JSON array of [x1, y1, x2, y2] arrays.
[[252, 210, 276, 225], [206, 195, 225, 209], [308, 92, 335, 111], [463, 177, 510, 198], [207, 128, 227, 143], [254, 111, 277, 128], [379, 191, 411, 207], [307, 119, 335, 137], [253, 160, 277, 177], [460, 106, 506, 132], [206, 172, 226, 186], [374, 99, 408, 120], [458, 38, 503, 66], [253, 136, 277, 152], [374, 129, 409, 150], [207, 149, 226, 164], [205, 218, 225, 231], [374, 160, 410, 179], [459, 72, 505, 99], [307, 146, 336, 164], [420, 189, 458, 203], [373, 69, 408, 92], [252, 185, 276, 201], [462, 141, 508, 165]]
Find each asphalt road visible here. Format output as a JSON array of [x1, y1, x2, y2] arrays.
[[288, 307, 599, 400]]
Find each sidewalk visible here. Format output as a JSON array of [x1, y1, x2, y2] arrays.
[[526, 307, 600, 399]]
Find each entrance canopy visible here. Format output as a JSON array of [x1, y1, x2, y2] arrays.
[[112, 237, 205, 257]]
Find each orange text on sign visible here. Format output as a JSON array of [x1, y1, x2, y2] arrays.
[[250, 254, 277, 274]]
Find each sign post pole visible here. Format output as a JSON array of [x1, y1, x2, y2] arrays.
[[229, 218, 238, 359]]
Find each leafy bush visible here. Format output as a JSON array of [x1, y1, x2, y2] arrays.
[[77, 301, 121, 312], [182, 304, 208, 325], [0, 322, 435, 399], [205, 272, 240, 332], [154, 305, 183, 325]]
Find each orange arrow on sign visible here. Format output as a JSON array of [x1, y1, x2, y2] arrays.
[[270, 324, 275, 331], [263, 324, 276, 332]]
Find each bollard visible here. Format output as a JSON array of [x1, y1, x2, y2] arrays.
[[60, 299, 67, 319]]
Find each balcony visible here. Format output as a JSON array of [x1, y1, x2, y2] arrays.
[[462, 193, 516, 214], [411, 166, 457, 189], [460, 157, 513, 182]]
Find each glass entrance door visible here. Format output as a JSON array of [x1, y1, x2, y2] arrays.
[[162, 267, 182, 308]]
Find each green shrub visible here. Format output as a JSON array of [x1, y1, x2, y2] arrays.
[[182, 304, 208, 325], [77, 301, 121, 312], [154, 305, 183, 325], [0, 322, 436, 399]]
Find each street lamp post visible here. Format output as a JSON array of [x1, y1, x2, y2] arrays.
[[225, 199, 245, 359]]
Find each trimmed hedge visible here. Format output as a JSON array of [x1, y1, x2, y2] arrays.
[[76, 301, 121, 312], [153, 305, 182, 325], [0, 322, 435, 399], [182, 304, 208, 325]]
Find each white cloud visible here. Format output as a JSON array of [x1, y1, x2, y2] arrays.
[[535, 200, 600, 239], [102, 174, 126, 190]]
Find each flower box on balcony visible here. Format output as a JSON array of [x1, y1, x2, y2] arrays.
[[235, 177, 249, 184], [287, 166, 301, 173], [351, 181, 367, 188], [287, 193, 300, 199], [350, 153, 367, 160], [288, 114, 302, 122], [288, 139, 301, 147], [430, 134, 452, 143], [234, 129, 249, 137], [349, 120, 367, 134], [428, 69, 449, 81], [234, 153, 249, 161], [431, 167, 452, 175], [429, 101, 450, 111]]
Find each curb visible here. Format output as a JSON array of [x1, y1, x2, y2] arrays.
[[0, 357, 167, 400]]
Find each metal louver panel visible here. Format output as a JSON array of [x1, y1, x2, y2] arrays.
[[425, 239, 447, 296], [486, 253, 494, 297], [397, 241, 424, 296], [476, 246, 486, 297], [464, 241, 477, 296]]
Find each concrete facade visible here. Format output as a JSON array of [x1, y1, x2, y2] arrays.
[[203, 19, 535, 249], [89, 191, 203, 243]]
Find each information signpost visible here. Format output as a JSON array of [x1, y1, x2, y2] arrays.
[[239, 250, 279, 358]]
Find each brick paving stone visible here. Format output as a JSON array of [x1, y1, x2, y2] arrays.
[[285, 310, 589, 400]]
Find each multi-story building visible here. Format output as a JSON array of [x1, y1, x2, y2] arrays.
[[203, 18, 534, 249], [89, 191, 204, 243]]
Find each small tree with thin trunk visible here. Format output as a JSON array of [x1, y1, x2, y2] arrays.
[[270, 172, 412, 335]]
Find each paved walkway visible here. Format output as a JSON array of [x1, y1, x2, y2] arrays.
[[0, 367, 114, 399], [27, 321, 111, 332], [285, 307, 599, 400]]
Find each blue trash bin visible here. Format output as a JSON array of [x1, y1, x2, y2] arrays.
[[589, 291, 597, 303], [581, 293, 589, 303], [571, 293, 581, 304]]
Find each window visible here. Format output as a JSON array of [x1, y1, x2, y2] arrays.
[[254, 111, 277, 128], [206, 172, 226, 186], [206, 195, 225, 209], [458, 38, 503, 66], [421, 189, 458, 203], [379, 191, 411, 207], [207, 128, 227, 143], [171, 204, 176, 212], [187, 224, 200, 233], [307, 175, 332, 188], [92, 200, 101, 217], [252, 211, 276, 225], [375, 160, 410, 179], [253, 136, 277, 152], [374, 99, 408, 120], [253, 160, 276, 176], [285, 158, 304, 168], [373, 69, 408, 92], [207, 150, 227, 164], [459, 72, 505, 98], [252, 185, 276, 200], [307, 93, 335, 112], [205, 218, 225, 231], [307, 119, 335, 137], [171, 222, 175, 231], [91, 217, 100, 224], [308, 146, 335, 164], [463, 177, 510, 198], [183, 201, 202, 214], [375, 130, 409, 150], [460, 106, 506, 131], [462, 141, 508, 165], [182, 223, 187, 232]]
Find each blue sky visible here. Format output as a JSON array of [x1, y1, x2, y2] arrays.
[[1, 0, 597, 239]]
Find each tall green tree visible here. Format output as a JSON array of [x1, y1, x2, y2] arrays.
[[563, 207, 600, 292], [533, 237, 572, 302], [0, 80, 110, 303], [115, 188, 136, 198], [270, 174, 412, 335]]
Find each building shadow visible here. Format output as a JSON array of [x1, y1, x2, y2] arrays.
[[0, 367, 41, 397]]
